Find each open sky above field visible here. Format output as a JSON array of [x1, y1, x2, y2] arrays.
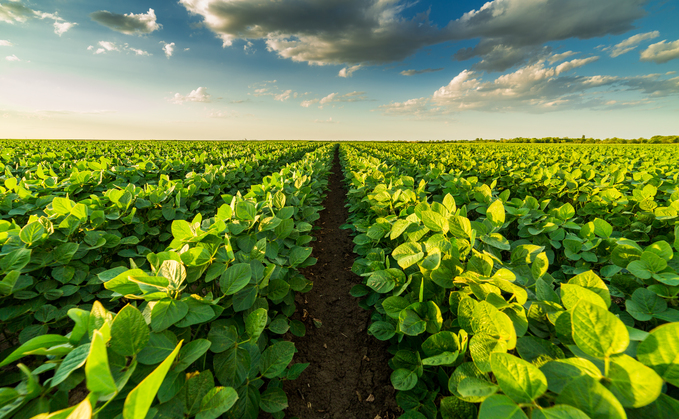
[[1, 0, 678, 140]]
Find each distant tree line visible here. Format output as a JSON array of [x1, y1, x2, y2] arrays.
[[444, 135, 679, 144]]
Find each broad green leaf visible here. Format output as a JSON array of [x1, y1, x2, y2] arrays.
[[390, 368, 418, 391], [645, 241, 673, 261], [259, 341, 295, 378], [20, 222, 45, 245], [110, 305, 149, 357], [174, 339, 211, 371], [123, 341, 182, 419], [214, 345, 250, 387], [470, 333, 508, 373], [440, 396, 477, 419], [184, 371, 214, 416], [515, 336, 564, 365], [572, 300, 629, 358], [0, 248, 31, 273], [392, 242, 424, 269], [259, 387, 288, 413], [607, 354, 662, 408], [556, 375, 626, 419], [478, 395, 528, 419], [486, 200, 505, 227], [220, 263, 252, 295], [568, 270, 611, 308], [51, 344, 90, 387], [490, 353, 547, 403], [196, 387, 238, 419], [368, 321, 396, 341], [531, 405, 590, 419], [151, 299, 189, 332], [245, 308, 267, 341], [137, 331, 178, 365], [541, 356, 603, 395], [457, 377, 498, 401], [85, 330, 117, 395], [626, 288, 667, 322], [171, 220, 194, 240], [0, 334, 70, 367], [560, 283, 607, 311], [289, 246, 313, 267], [637, 322, 679, 387]]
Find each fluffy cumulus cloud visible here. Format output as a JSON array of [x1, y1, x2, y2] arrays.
[[380, 56, 679, 116], [161, 42, 175, 58], [87, 41, 150, 56], [339, 65, 362, 78], [400, 68, 444, 76], [5, 54, 19, 61], [169, 87, 212, 104], [90, 8, 160, 36], [610, 31, 659, 57], [180, 0, 449, 65], [0, 1, 76, 35], [0, 39, 12, 46], [301, 91, 369, 108], [640, 39, 679, 64], [178, 0, 648, 72], [450, 0, 647, 71]]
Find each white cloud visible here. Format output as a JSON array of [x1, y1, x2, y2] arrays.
[[87, 41, 150, 56], [274, 89, 292, 101], [162, 42, 175, 58], [169, 87, 212, 104], [0, 1, 76, 35], [5, 54, 20, 61], [301, 91, 369, 108], [555, 56, 599, 75], [53, 21, 76, 36], [548, 51, 578, 64], [640, 39, 679, 64], [610, 31, 660, 57], [339, 64, 362, 78], [400, 68, 444, 76], [90, 8, 161, 36], [0, 40, 12, 47]]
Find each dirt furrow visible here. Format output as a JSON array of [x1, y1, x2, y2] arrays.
[[283, 146, 398, 419]]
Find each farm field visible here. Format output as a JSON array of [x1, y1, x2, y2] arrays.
[[1, 140, 679, 419]]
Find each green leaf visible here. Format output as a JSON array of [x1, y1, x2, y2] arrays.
[[478, 395, 528, 419], [556, 375, 626, 419], [220, 263, 252, 295], [457, 377, 498, 401], [289, 246, 313, 267], [50, 343, 90, 388], [627, 251, 668, 280], [368, 321, 396, 341], [286, 362, 309, 380], [421, 210, 448, 233], [572, 300, 629, 359], [592, 218, 612, 238], [0, 334, 70, 367], [259, 387, 288, 413], [85, 330, 117, 395], [637, 322, 679, 387], [440, 396, 477, 419], [568, 270, 611, 308], [531, 405, 590, 419], [606, 354, 663, 408], [52, 197, 74, 214], [196, 387, 238, 419], [260, 341, 295, 379], [390, 368, 418, 391], [515, 336, 564, 365], [151, 299, 189, 332], [110, 305, 150, 357], [207, 326, 238, 353], [235, 201, 256, 221], [560, 283, 607, 311], [20, 222, 45, 245], [646, 241, 673, 261], [486, 200, 505, 227], [0, 248, 31, 273], [245, 308, 267, 341], [137, 331, 178, 365], [214, 345, 250, 388], [174, 298, 215, 328], [449, 215, 472, 239], [123, 341, 182, 419], [490, 353, 547, 404], [184, 371, 214, 416], [392, 242, 424, 269], [174, 339, 211, 372], [171, 220, 194, 240], [626, 288, 667, 321]]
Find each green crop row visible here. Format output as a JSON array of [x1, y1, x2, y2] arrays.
[[0, 142, 334, 419], [340, 143, 679, 419]]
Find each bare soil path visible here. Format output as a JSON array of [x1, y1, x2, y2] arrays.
[[283, 146, 398, 419]]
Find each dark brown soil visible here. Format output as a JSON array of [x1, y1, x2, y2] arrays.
[[283, 146, 399, 419]]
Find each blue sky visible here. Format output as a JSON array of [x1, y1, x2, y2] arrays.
[[1, 0, 678, 140]]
